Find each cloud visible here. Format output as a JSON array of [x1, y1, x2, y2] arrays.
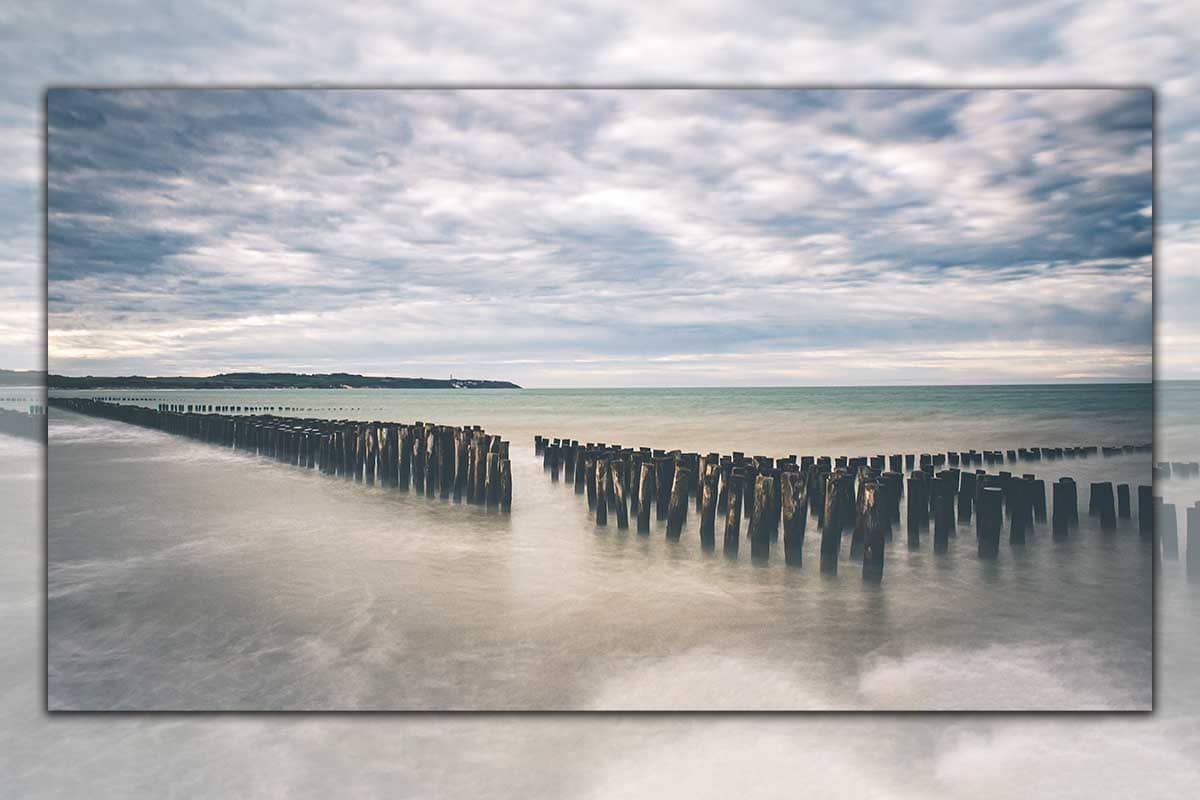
[[42, 87, 1150, 384], [0, 1, 1191, 378]]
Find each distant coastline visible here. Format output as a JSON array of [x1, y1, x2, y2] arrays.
[[0, 369, 45, 387], [42, 371, 521, 390]]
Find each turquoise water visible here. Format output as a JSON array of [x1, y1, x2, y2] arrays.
[[50, 382, 1153, 458]]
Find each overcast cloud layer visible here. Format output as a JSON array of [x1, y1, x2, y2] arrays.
[[0, 2, 1194, 384], [0, 2, 1197, 382], [44, 87, 1150, 385]]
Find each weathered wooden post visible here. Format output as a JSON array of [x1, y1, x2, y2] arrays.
[[472, 438, 488, 506], [440, 428, 455, 500], [1061, 477, 1079, 528], [412, 426, 426, 492], [364, 425, 378, 486], [382, 425, 399, 488], [699, 461, 720, 551], [1188, 506, 1200, 582], [398, 426, 413, 490], [585, 452, 598, 510], [1052, 479, 1072, 539], [748, 474, 774, 561], [1160, 501, 1178, 560], [637, 461, 656, 535], [499, 458, 512, 512], [957, 470, 976, 522], [656, 455, 674, 521], [933, 476, 955, 553], [595, 457, 609, 526], [610, 460, 629, 529], [823, 470, 852, 536], [1009, 477, 1028, 544], [862, 481, 886, 582], [1030, 478, 1047, 522], [453, 433, 468, 500], [881, 471, 902, 525], [977, 486, 1003, 558], [574, 449, 587, 495], [666, 464, 691, 541], [781, 469, 808, 566], [742, 462, 758, 519], [723, 472, 743, 557], [1117, 483, 1131, 519], [809, 468, 827, 528], [484, 451, 500, 508], [1091, 481, 1117, 531], [1138, 485, 1154, 539], [424, 429, 439, 498], [906, 475, 924, 548]]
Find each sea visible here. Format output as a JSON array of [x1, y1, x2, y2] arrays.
[[40, 383, 1159, 711]]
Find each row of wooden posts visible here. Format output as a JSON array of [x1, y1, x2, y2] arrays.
[[157, 402, 363, 414], [534, 435, 1156, 580], [0, 408, 46, 442], [50, 398, 513, 511], [1156, 461, 1200, 480]]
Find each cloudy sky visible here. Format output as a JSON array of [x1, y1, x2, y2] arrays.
[[45, 87, 1150, 386], [1, 2, 1195, 385]]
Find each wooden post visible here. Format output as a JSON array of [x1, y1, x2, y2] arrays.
[[781, 469, 808, 566], [1030, 478, 1047, 522], [424, 429, 438, 497], [749, 474, 773, 561], [483, 451, 500, 508], [862, 481, 886, 582], [398, 426, 413, 490], [440, 429, 455, 500], [656, 455, 674, 521], [1117, 483, 1131, 518], [454, 434, 468, 500], [1160, 501, 1178, 560], [823, 470, 853, 536], [809, 468, 827, 528], [933, 477, 954, 552], [364, 424, 378, 486], [723, 472, 743, 557], [574, 448, 587, 495], [498, 458, 512, 512], [957, 470, 975, 521], [1052, 479, 1071, 539], [1009, 477, 1028, 544], [1138, 485, 1154, 539], [595, 458, 609, 526], [472, 439, 488, 506], [1091, 481, 1117, 531], [977, 486, 1003, 558], [666, 465, 691, 541], [585, 453, 598, 510], [905, 475, 924, 548], [1188, 506, 1200, 582], [819, 477, 846, 574], [610, 460, 629, 529], [699, 461, 720, 550], [637, 461, 656, 535], [412, 426, 426, 492]]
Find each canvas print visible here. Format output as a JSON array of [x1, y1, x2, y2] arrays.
[[46, 88, 1153, 710]]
